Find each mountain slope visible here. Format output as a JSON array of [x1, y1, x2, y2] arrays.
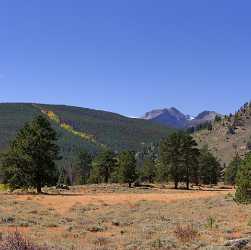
[[193, 102, 251, 166], [0, 103, 174, 164], [142, 107, 220, 129], [189, 111, 220, 127]]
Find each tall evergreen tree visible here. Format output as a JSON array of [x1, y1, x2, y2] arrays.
[[1, 115, 60, 193], [182, 134, 200, 189], [142, 158, 156, 183], [235, 152, 251, 203], [160, 132, 199, 189], [90, 150, 116, 183], [160, 132, 183, 189], [74, 150, 93, 184], [118, 151, 137, 187], [224, 153, 242, 185], [198, 146, 221, 185]]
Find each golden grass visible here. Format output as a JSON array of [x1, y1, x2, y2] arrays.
[[0, 184, 249, 250]]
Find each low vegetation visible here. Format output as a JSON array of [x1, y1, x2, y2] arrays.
[[0, 185, 248, 249]]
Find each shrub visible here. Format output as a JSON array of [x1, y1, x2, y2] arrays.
[[205, 216, 217, 229], [0, 232, 51, 250], [174, 224, 198, 243], [248, 218, 251, 227]]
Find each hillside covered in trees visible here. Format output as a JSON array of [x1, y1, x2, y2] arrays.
[[0, 103, 174, 164]]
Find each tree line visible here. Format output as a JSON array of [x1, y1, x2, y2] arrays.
[[0, 115, 225, 193], [2, 115, 250, 203]]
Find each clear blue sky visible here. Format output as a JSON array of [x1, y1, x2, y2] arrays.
[[1, 1, 251, 117]]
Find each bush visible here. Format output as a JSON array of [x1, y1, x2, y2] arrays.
[[0, 232, 51, 250], [227, 126, 235, 135], [174, 224, 198, 243], [205, 216, 217, 229]]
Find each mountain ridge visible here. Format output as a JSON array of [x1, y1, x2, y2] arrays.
[[142, 107, 221, 129], [0, 103, 175, 166]]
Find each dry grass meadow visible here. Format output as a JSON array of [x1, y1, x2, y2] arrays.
[[0, 184, 250, 250]]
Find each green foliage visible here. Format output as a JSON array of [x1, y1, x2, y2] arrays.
[[117, 151, 137, 187], [142, 159, 156, 183], [1, 115, 60, 193], [74, 150, 93, 184], [205, 216, 217, 229], [246, 136, 251, 151], [136, 143, 159, 183], [182, 133, 200, 188], [187, 121, 213, 134], [235, 152, 251, 203], [227, 125, 235, 135], [0, 103, 174, 172], [37, 104, 174, 152], [224, 153, 242, 185], [198, 145, 221, 185], [155, 160, 169, 182], [214, 115, 222, 123], [160, 132, 199, 189], [90, 150, 117, 183]]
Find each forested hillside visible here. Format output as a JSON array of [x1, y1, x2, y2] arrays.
[[0, 103, 174, 165]]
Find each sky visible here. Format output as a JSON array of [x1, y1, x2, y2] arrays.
[[1, 0, 251, 117]]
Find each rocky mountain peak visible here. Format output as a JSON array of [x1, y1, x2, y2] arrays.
[[142, 108, 221, 129]]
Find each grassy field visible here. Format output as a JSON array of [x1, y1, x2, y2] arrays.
[[0, 184, 250, 250]]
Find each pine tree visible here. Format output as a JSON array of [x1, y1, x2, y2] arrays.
[[1, 115, 60, 193], [160, 132, 199, 189], [182, 134, 200, 189], [224, 153, 242, 185], [89, 150, 116, 183], [235, 153, 251, 203], [74, 150, 92, 184], [142, 158, 156, 183], [118, 151, 137, 187], [198, 146, 221, 185]]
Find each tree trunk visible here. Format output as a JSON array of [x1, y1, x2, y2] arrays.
[[105, 175, 109, 183], [37, 185, 42, 194], [186, 178, 189, 190], [186, 166, 190, 190]]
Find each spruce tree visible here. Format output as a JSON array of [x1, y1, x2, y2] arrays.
[[74, 150, 92, 184], [1, 115, 60, 193], [182, 134, 200, 189], [224, 153, 241, 185], [118, 151, 137, 187], [160, 132, 199, 189], [198, 146, 221, 185], [90, 150, 116, 183], [235, 153, 251, 203], [142, 158, 156, 183]]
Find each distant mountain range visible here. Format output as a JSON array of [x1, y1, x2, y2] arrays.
[[142, 107, 221, 129]]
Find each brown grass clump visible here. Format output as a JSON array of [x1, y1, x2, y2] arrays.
[[174, 224, 199, 243]]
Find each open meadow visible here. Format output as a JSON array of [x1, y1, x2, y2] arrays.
[[0, 184, 250, 250]]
